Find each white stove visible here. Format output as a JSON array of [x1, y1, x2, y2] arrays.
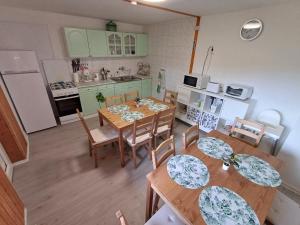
[[49, 81, 82, 124], [49, 81, 78, 97]]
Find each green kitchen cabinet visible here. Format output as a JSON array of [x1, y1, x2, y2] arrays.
[[106, 31, 123, 57], [141, 79, 152, 97], [114, 83, 128, 96], [97, 84, 115, 108], [127, 81, 142, 96], [136, 34, 148, 56], [86, 29, 108, 57], [64, 28, 90, 57], [123, 33, 136, 56], [79, 86, 99, 116]]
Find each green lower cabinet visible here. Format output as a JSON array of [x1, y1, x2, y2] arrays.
[[97, 85, 115, 108], [126, 81, 141, 96], [79, 86, 99, 116], [114, 83, 128, 97], [141, 79, 152, 98]]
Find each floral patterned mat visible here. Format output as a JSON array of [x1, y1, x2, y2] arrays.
[[234, 154, 282, 187], [139, 98, 154, 106], [197, 137, 233, 159], [148, 103, 169, 112], [121, 111, 144, 122], [199, 186, 260, 225], [167, 155, 209, 189], [107, 105, 129, 114]]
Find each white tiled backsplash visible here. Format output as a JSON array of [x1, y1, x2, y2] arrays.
[[78, 57, 145, 77]]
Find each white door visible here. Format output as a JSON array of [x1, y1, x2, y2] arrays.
[[3, 73, 57, 133]]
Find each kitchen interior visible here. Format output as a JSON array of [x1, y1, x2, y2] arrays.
[[0, 0, 300, 225]]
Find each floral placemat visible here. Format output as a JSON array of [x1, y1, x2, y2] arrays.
[[121, 111, 144, 122], [199, 186, 260, 225], [148, 103, 169, 112], [234, 154, 282, 187], [107, 105, 129, 114], [167, 155, 209, 189], [197, 137, 233, 159], [139, 98, 154, 106]]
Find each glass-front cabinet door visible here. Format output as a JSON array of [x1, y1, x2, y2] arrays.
[[123, 33, 136, 56], [106, 32, 123, 56]]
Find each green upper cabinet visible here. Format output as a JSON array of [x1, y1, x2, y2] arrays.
[[136, 34, 148, 57], [86, 29, 108, 57], [123, 33, 136, 56], [78, 86, 99, 116], [141, 79, 152, 98], [64, 28, 90, 58], [106, 32, 123, 57]]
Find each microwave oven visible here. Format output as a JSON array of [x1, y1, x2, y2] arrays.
[[183, 74, 210, 90], [224, 84, 253, 100]]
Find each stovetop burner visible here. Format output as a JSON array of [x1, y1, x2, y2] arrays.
[[49, 81, 76, 90]]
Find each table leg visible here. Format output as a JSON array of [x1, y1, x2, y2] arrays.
[[98, 111, 104, 127], [118, 129, 125, 167], [145, 180, 153, 222]]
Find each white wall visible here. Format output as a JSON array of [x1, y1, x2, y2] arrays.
[[145, 17, 195, 98], [194, 2, 300, 191], [0, 6, 145, 81]]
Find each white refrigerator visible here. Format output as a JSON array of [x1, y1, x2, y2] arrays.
[[0, 50, 57, 133]]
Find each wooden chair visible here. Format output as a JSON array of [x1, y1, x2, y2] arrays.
[[163, 89, 178, 106], [183, 125, 200, 149], [152, 108, 176, 148], [76, 109, 118, 168], [105, 95, 124, 107], [115, 210, 129, 225], [125, 116, 155, 168], [124, 90, 139, 102], [151, 136, 176, 212], [230, 117, 265, 147], [116, 205, 184, 225]]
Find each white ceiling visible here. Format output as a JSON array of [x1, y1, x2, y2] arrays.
[[0, 0, 294, 24]]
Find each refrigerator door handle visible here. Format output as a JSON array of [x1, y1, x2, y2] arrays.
[[2, 70, 39, 75]]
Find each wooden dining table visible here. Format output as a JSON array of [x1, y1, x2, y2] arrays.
[[145, 130, 283, 225], [98, 97, 175, 167]]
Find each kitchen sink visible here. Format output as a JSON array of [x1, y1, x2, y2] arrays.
[[110, 75, 142, 82]]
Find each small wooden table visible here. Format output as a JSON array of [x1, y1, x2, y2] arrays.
[[98, 97, 175, 167], [145, 130, 283, 225]]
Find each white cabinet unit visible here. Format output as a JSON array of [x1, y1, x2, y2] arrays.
[[176, 85, 250, 133]]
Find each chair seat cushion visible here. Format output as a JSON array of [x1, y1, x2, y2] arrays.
[[154, 125, 170, 136], [90, 125, 118, 144], [126, 133, 152, 146], [145, 204, 185, 225]]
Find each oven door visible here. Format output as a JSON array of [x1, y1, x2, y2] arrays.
[[54, 94, 82, 117]]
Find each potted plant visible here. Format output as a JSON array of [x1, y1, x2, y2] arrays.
[[135, 97, 141, 108], [96, 92, 105, 107]]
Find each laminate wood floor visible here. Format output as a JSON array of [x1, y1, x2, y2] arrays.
[[13, 118, 189, 225]]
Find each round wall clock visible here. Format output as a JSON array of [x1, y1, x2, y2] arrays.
[[240, 18, 263, 41]]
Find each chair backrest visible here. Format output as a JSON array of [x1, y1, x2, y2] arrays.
[[124, 90, 139, 102], [152, 136, 176, 169], [131, 116, 155, 145], [116, 210, 129, 225], [153, 108, 176, 135], [105, 95, 124, 107], [163, 90, 178, 106], [183, 125, 199, 149], [76, 109, 95, 143], [230, 117, 265, 147]]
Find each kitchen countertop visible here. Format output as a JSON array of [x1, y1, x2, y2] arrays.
[[76, 75, 152, 88]]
